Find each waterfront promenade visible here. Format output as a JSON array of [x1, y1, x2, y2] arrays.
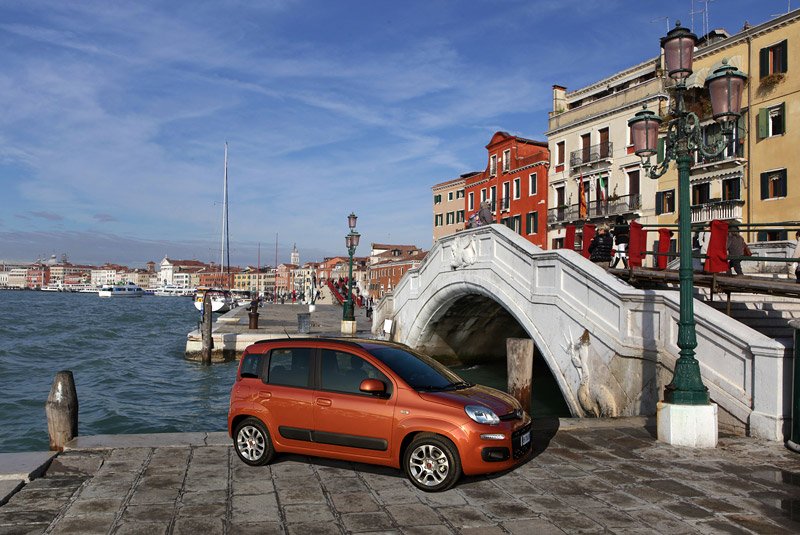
[[2, 419, 799, 534]]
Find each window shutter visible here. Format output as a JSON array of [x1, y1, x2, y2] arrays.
[[732, 179, 741, 200], [533, 212, 538, 234], [760, 172, 769, 200], [779, 102, 786, 135], [757, 108, 768, 139], [655, 191, 663, 215], [779, 169, 788, 197], [657, 138, 665, 163], [757, 231, 767, 241], [780, 40, 788, 73], [760, 47, 770, 78]]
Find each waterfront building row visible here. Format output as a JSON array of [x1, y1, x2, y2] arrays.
[[432, 9, 800, 263]]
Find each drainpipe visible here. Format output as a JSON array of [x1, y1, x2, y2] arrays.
[[746, 31, 753, 243]]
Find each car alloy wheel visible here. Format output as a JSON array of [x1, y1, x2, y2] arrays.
[[233, 417, 274, 466], [403, 433, 461, 492]]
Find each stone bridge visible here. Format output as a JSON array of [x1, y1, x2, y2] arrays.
[[373, 225, 789, 441]]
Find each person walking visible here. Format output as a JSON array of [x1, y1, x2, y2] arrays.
[[589, 224, 614, 267], [790, 230, 800, 283], [727, 227, 747, 276], [610, 220, 629, 269]]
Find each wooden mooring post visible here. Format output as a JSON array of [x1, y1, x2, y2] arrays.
[[45, 370, 78, 451], [201, 293, 213, 365], [506, 338, 533, 416]]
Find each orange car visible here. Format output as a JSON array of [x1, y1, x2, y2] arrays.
[[228, 338, 531, 491]]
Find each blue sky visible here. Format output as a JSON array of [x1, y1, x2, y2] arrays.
[[0, 0, 790, 266]]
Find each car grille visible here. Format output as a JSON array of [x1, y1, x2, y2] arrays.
[[511, 423, 532, 460]]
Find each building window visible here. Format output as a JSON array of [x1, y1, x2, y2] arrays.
[[468, 192, 474, 211], [759, 40, 788, 78], [502, 149, 511, 172], [722, 178, 741, 201], [490, 186, 497, 211], [502, 182, 510, 210], [456, 189, 465, 199], [526, 212, 538, 235], [448, 191, 454, 201], [655, 190, 675, 215], [480, 189, 487, 202], [446, 212, 454, 225], [760, 169, 787, 200], [513, 178, 521, 199], [556, 141, 565, 165], [457, 210, 464, 223], [512, 215, 522, 234], [529, 172, 537, 195], [758, 103, 785, 138], [434, 194, 442, 204], [691, 182, 710, 205], [434, 214, 443, 226], [490, 155, 497, 176]]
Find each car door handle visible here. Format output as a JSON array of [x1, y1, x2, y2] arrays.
[[316, 398, 332, 407]]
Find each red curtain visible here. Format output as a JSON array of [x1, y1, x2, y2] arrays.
[[704, 219, 729, 273], [656, 228, 673, 270], [564, 225, 576, 250], [629, 221, 646, 268], [582, 224, 595, 259]]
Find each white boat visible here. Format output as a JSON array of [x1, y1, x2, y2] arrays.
[[154, 285, 194, 297], [194, 288, 232, 313], [98, 282, 144, 298]]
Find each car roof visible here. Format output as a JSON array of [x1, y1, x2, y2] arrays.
[[244, 337, 407, 353]]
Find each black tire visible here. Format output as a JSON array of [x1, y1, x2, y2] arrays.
[[233, 417, 274, 466], [403, 433, 461, 492]]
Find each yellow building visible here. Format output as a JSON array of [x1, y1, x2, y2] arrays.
[[431, 175, 467, 242], [655, 10, 799, 245]]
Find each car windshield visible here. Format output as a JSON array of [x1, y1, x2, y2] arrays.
[[367, 346, 472, 392]]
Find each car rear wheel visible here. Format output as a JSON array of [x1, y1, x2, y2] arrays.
[[403, 433, 461, 492], [234, 417, 274, 466]]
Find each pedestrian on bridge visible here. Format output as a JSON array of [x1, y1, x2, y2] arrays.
[[790, 230, 800, 283], [589, 224, 614, 267], [727, 227, 748, 276]]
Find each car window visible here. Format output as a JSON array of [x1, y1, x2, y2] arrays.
[[267, 348, 312, 387], [240, 354, 262, 379], [320, 350, 392, 396], [367, 346, 467, 391]]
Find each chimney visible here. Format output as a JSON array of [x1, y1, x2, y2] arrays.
[[552, 85, 567, 113]]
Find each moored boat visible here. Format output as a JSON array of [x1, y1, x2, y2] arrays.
[[194, 288, 232, 313], [98, 282, 144, 298]]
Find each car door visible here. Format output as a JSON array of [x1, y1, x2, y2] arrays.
[[257, 346, 315, 448], [312, 348, 396, 460]]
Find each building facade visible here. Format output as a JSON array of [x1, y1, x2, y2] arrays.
[[432, 176, 466, 241]]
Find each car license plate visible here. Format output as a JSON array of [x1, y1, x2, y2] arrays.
[[520, 430, 530, 446]]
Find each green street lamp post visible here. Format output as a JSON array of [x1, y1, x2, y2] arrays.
[[343, 212, 360, 322], [629, 22, 747, 405]]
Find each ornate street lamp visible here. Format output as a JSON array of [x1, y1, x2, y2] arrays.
[[629, 22, 747, 439], [343, 213, 360, 322]]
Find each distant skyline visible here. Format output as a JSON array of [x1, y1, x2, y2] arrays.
[[0, 0, 792, 266]]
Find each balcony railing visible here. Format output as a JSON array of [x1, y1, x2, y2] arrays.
[[692, 142, 744, 167], [569, 141, 613, 168], [690, 199, 744, 224], [547, 193, 641, 225]]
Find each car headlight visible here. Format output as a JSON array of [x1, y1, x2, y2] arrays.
[[465, 405, 500, 425]]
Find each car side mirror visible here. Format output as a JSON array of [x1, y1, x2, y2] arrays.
[[359, 378, 386, 396]]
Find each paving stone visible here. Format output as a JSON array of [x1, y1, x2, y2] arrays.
[[178, 502, 226, 517], [122, 503, 176, 523], [228, 521, 284, 535], [180, 489, 227, 505], [128, 486, 180, 505], [48, 515, 115, 535], [459, 527, 506, 535], [114, 521, 169, 535], [283, 502, 336, 524], [502, 518, 566, 535], [482, 500, 537, 520], [323, 475, 370, 493], [386, 503, 441, 526], [0, 510, 58, 525], [419, 489, 466, 506], [0, 524, 51, 535], [232, 475, 274, 495], [340, 511, 394, 532], [625, 508, 699, 534], [545, 511, 605, 532], [436, 505, 493, 528], [45, 453, 104, 477], [331, 491, 382, 513], [172, 516, 225, 535], [286, 521, 342, 534], [400, 526, 454, 535], [62, 497, 124, 516], [374, 486, 422, 505], [231, 492, 280, 522], [518, 494, 574, 513]]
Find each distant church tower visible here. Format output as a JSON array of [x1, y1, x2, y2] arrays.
[[291, 243, 300, 265]]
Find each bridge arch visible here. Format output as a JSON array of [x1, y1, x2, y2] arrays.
[[375, 225, 788, 440]]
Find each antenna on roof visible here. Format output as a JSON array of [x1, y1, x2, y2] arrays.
[[651, 16, 670, 33]]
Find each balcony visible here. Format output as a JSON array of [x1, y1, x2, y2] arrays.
[[570, 141, 613, 169], [691, 142, 745, 170], [547, 193, 641, 225], [690, 199, 744, 224]]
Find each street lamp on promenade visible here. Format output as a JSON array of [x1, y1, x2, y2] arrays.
[[628, 22, 746, 446], [342, 212, 360, 330]]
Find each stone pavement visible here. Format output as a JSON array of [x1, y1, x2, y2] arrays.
[[1, 420, 800, 534]]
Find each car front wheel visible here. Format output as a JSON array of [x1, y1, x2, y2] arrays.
[[234, 417, 274, 466], [403, 433, 461, 492]]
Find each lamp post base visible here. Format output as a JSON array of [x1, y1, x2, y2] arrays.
[[657, 401, 718, 448], [340, 320, 357, 335]]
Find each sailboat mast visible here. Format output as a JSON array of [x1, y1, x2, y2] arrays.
[[221, 143, 227, 274]]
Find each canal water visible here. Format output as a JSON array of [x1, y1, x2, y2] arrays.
[[0, 290, 568, 453]]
